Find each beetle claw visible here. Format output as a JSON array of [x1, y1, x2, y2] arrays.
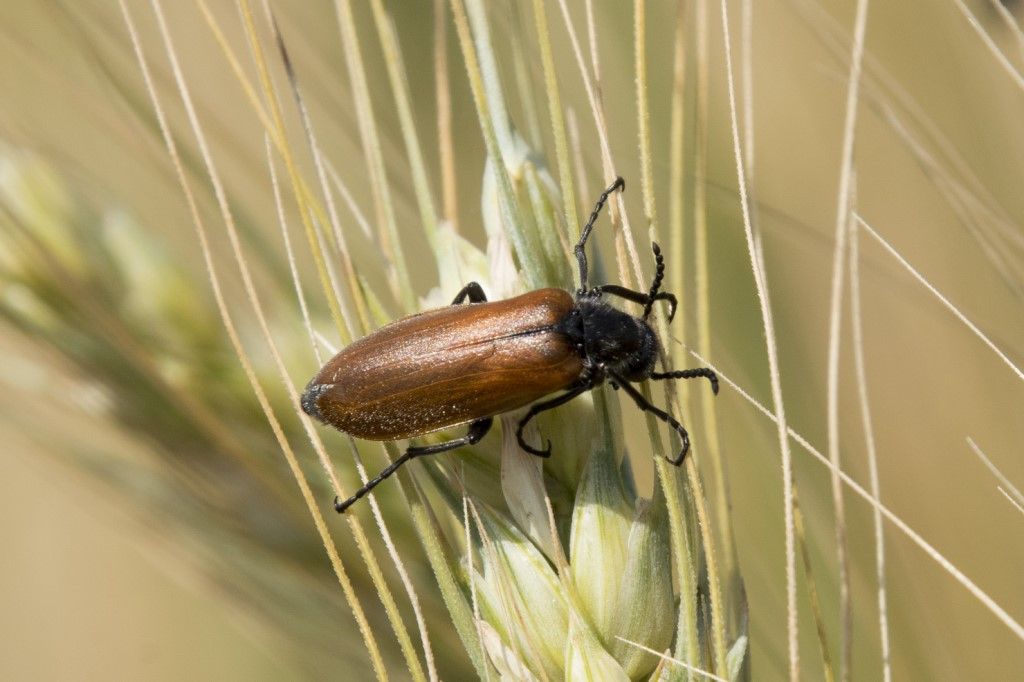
[[666, 434, 691, 466], [520, 438, 552, 458]]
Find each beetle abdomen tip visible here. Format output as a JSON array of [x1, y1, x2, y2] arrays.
[[301, 381, 328, 421]]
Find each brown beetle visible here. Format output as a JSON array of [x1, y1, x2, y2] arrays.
[[302, 178, 718, 512]]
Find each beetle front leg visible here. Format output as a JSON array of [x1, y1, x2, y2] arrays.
[[451, 282, 488, 305], [335, 418, 493, 513], [611, 372, 692, 465]]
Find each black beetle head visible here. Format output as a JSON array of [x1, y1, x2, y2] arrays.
[[576, 299, 659, 382]]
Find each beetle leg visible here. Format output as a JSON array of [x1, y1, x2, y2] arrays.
[[515, 382, 593, 458], [590, 284, 677, 322], [611, 373, 692, 465], [334, 418, 493, 513], [451, 281, 488, 305], [574, 177, 625, 293], [650, 367, 719, 395]]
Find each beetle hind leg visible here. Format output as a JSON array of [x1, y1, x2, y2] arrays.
[[611, 372, 693, 465], [334, 418, 493, 513]]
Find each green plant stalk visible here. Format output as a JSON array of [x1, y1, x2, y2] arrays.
[[368, 0, 441, 250], [120, 3, 387, 676], [531, 0, 581, 245], [199, 0, 356, 343], [334, 0, 416, 312], [464, 0, 557, 289]]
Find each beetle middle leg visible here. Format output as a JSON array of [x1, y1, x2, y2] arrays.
[[515, 382, 594, 457], [335, 417, 493, 513], [610, 372, 692, 465], [451, 281, 487, 305]]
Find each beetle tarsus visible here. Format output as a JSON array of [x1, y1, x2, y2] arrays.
[[667, 432, 691, 466], [518, 436, 553, 458]]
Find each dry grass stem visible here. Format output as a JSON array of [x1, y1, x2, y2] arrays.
[[531, 0, 580, 243], [120, 1, 387, 676], [849, 212, 892, 682], [717, 0, 799, 677], [694, 352, 1024, 643], [1001, 488, 1024, 516], [824, 1, 869, 677], [616, 637, 730, 682], [967, 438, 1024, 509], [857, 216, 1024, 383], [952, 0, 1024, 91]]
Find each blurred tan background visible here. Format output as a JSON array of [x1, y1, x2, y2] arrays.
[[2, 0, 1023, 679], [2, 434, 296, 681]]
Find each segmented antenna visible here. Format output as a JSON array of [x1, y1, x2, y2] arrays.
[[575, 177, 625, 292], [643, 243, 666, 320]]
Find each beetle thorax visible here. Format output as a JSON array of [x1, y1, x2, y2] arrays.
[[561, 298, 659, 382]]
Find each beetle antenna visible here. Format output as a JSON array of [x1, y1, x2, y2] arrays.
[[650, 367, 719, 394], [575, 176, 625, 293], [642, 243, 666, 320]]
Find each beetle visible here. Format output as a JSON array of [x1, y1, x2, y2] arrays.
[[302, 177, 718, 512]]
